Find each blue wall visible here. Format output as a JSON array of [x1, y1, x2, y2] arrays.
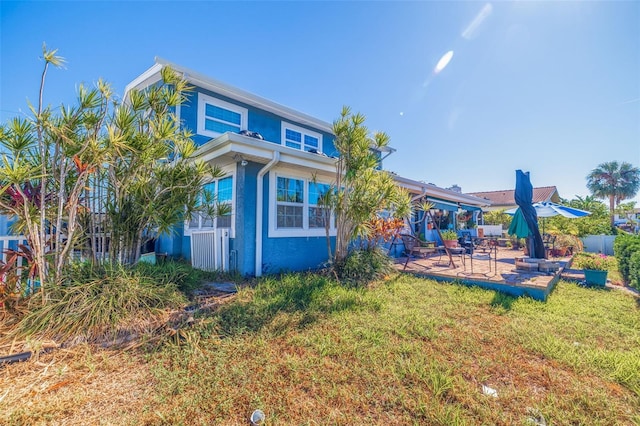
[[176, 83, 339, 276], [259, 170, 334, 275], [235, 161, 259, 275], [180, 87, 336, 156]]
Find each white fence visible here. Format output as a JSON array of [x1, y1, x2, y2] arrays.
[[477, 225, 503, 237], [190, 229, 230, 272], [581, 235, 616, 256]]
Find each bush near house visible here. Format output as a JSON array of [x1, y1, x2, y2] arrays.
[[614, 234, 640, 289]]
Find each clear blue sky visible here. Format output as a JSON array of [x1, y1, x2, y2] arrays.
[[2, 1, 639, 205]]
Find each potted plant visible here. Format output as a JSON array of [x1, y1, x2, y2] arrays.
[[440, 230, 459, 248], [572, 252, 614, 286]]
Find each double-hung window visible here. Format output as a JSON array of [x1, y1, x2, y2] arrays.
[[271, 174, 334, 237], [276, 177, 304, 228], [308, 182, 331, 229], [281, 122, 322, 153], [198, 94, 247, 138], [186, 175, 234, 234]]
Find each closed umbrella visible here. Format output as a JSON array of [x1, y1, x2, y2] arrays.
[[513, 170, 545, 259], [507, 208, 531, 238]]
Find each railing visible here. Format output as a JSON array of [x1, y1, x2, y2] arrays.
[[0, 235, 32, 294]]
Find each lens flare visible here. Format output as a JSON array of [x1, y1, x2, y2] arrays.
[[434, 50, 454, 74]]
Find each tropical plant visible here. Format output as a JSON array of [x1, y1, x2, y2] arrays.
[[0, 46, 217, 298], [586, 161, 640, 230], [360, 217, 405, 250], [572, 252, 615, 271], [333, 246, 395, 287], [322, 106, 411, 265], [483, 209, 512, 228], [102, 66, 221, 264]]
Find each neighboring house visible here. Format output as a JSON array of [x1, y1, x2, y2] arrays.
[[466, 186, 561, 213], [126, 58, 488, 276]]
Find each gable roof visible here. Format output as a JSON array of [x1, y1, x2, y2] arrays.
[[466, 186, 559, 206], [125, 58, 334, 134]]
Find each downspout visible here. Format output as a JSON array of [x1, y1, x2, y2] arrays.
[[255, 152, 280, 277]]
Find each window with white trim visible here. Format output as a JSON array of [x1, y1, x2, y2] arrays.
[[198, 94, 247, 138], [308, 182, 331, 228], [281, 122, 322, 153], [272, 174, 335, 237], [186, 176, 234, 232], [276, 177, 304, 228]]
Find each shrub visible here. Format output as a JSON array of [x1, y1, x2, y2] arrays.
[[134, 260, 205, 294], [613, 234, 640, 284], [334, 247, 394, 287], [572, 252, 616, 271], [628, 251, 640, 290], [553, 234, 584, 253], [440, 230, 458, 240], [15, 263, 186, 343]]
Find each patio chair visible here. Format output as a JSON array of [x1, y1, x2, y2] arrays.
[[400, 234, 436, 270]]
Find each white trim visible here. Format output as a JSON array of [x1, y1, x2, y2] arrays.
[[281, 122, 323, 153], [153, 57, 334, 134], [197, 93, 248, 138], [124, 63, 164, 99], [393, 175, 490, 207], [184, 171, 236, 239], [195, 132, 337, 174], [268, 169, 336, 238]]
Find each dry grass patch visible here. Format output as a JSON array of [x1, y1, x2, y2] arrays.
[[0, 345, 153, 425]]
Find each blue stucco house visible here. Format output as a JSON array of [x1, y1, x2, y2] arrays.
[[125, 58, 488, 276]]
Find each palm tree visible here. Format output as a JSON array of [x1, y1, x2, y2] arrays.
[[586, 161, 640, 229]]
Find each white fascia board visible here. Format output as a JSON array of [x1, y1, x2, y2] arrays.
[[124, 63, 164, 98], [393, 175, 491, 206], [195, 133, 336, 173], [154, 57, 334, 134]]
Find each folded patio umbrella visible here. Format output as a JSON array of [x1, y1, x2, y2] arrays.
[[513, 170, 545, 259], [507, 208, 531, 238]]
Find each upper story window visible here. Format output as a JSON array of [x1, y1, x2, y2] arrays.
[[186, 175, 234, 235], [198, 94, 247, 138], [282, 122, 322, 153]]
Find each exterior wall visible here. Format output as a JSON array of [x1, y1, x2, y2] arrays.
[[179, 87, 336, 155], [156, 225, 184, 257], [259, 170, 334, 275], [235, 161, 259, 275]]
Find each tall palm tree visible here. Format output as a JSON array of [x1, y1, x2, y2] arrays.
[[586, 161, 640, 229]]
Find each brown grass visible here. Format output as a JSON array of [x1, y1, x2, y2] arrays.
[[1, 275, 638, 425]]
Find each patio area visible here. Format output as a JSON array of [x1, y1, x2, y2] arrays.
[[395, 246, 572, 301]]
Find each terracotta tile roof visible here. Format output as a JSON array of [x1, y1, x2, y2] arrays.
[[466, 186, 559, 206]]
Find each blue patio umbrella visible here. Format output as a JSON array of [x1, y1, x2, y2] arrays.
[[505, 202, 591, 234], [513, 170, 545, 259]]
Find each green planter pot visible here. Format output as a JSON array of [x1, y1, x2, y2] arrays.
[[584, 269, 608, 287]]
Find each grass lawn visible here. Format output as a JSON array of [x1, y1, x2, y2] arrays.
[[2, 275, 639, 425]]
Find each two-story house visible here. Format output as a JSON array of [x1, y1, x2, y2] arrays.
[[126, 58, 488, 276]]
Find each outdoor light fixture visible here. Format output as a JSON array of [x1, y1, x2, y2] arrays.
[[234, 154, 248, 167]]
